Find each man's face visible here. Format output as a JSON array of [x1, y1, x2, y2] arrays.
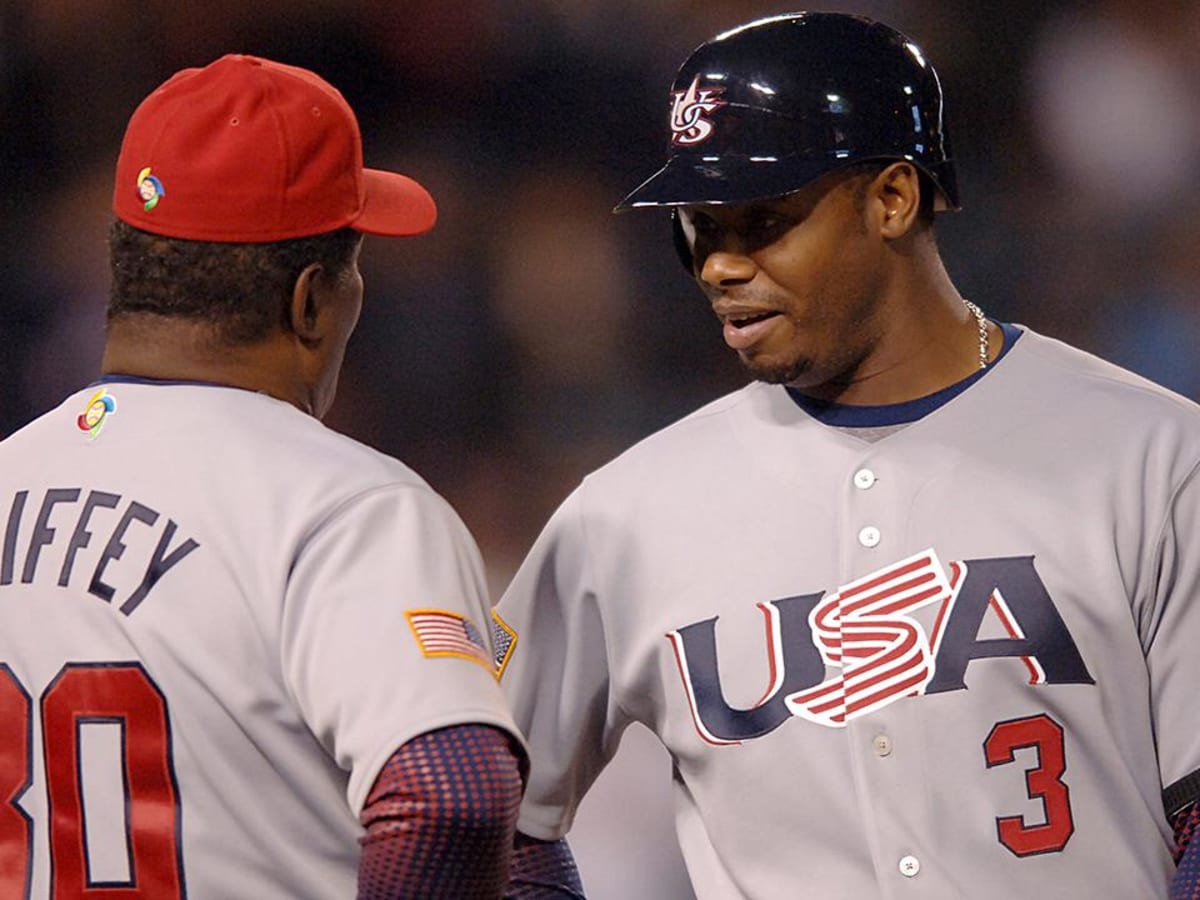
[[680, 168, 890, 397]]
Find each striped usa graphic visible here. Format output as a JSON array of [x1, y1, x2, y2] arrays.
[[786, 549, 953, 726]]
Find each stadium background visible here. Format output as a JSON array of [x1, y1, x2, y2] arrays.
[[3, 2, 1197, 895]]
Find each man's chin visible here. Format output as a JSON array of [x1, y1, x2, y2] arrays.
[[741, 354, 811, 385]]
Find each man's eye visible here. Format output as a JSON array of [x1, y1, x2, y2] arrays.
[[748, 215, 784, 233]]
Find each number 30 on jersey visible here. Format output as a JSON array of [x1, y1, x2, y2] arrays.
[[0, 662, 184, 899]]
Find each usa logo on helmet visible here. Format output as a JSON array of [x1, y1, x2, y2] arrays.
[[670, 75, 725, 145]]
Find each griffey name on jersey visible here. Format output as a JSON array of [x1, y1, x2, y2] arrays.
[[0, 487, 200, 615], [668, 549, 1094, 744]]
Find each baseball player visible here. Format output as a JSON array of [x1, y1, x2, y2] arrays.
[[0, 55, 525, 898], [497, 13, 1200, 898]]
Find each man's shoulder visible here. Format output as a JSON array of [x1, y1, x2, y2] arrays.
[[579, 381, 783, 487], [1, 381, 436, 513], [1008, 327, 1200, 423], [275, 408, 425, 487]]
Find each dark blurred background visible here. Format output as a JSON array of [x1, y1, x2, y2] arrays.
[[4, 2, 1199, 895]]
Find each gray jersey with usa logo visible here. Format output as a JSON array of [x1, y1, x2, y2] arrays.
[[495, 325, 1200, 899]]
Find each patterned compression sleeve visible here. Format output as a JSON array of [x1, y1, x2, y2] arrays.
[[357, 723, 524, 900], [1172, 802, 1200, 899], [505, 832, 587, 899]]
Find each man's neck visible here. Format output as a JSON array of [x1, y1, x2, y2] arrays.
[[101, 316, 313, 414]]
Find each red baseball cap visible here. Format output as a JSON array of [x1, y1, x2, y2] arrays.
[[113, 54, 436, 241]]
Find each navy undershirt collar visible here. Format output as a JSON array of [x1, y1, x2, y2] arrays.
[[786, 322, 1021, 427], [91, 374, 255, 392]]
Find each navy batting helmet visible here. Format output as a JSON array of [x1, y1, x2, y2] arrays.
[[615, 12, 960, 213]]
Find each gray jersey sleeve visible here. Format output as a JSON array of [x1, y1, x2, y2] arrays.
[[283, 483, 521, 815], [1144, 458, 1200, 798], [496, 485, 627, 840]]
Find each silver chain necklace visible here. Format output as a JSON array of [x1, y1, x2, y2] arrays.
[[962, 299, 989, 369]]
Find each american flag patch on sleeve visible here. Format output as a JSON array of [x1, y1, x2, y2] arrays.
[[491, 609, 517, 678], [405, 609, 494, 673]]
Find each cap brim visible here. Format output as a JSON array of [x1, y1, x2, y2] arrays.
[[354, 169, 438, 236], [615, 155, 853, 212]]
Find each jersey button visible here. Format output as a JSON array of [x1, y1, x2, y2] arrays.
[[858, 526, 881, 548], [853, 468, 876, 490], [898, 855, 921, 877], [872, 734, 892, 757]]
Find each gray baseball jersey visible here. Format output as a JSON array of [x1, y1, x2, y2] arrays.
[[0, 379, 520, 899], [495, 326, 1200, 898]]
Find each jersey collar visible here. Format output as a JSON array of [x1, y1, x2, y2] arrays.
[[786, 322, 1022, 427]]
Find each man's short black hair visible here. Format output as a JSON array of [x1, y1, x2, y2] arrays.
[[107, 221, 362, 345]]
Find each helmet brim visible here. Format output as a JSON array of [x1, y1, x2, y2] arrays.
[[614, 153, 959, 213], [616, 154, 871, 212]]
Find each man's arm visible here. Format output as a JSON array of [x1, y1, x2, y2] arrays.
[[1150, 464, 1200, 899], [1171, 796, 1200, 899], [357, 723, 524, 899], [506, 831, 586, 899]]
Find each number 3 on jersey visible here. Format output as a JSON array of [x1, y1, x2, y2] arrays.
[[985, 713, 1074, 857], [0, 662, 184, 898]]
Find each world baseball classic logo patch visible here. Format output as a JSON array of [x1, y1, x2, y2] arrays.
[[406, 609, 494, 674], [136, 167, 166, 211], [76, 388, 117, 439]]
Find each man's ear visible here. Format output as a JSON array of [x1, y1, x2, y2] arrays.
[[874, 161, 922, 239], [288, 262, 325, 347]]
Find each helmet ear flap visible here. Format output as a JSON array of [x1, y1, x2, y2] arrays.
[[671, 209, 695, 274]]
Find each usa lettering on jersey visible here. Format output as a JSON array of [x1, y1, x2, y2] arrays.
[[667, 550, 1094, 745]]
